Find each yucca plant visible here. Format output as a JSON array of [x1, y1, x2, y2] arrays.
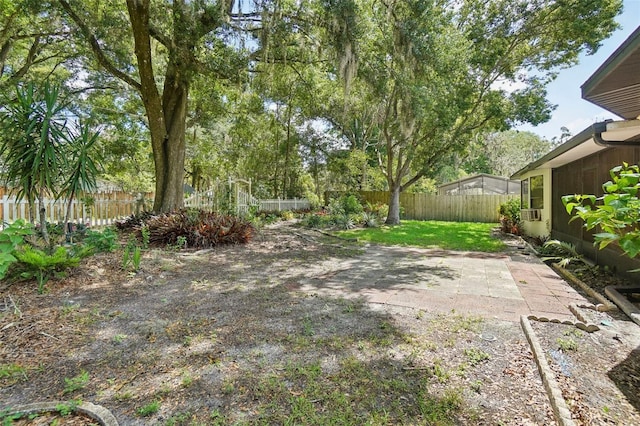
[[334, 214, 355, 230], [59, 120, 101, 239], [541, 239, 586, 268], [361, 212, 379, 228], [0, 82, 68, 244]]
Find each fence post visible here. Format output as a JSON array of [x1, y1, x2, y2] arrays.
[[2, 195, 8, 227]]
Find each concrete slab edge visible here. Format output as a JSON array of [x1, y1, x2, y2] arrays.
[[520, 315, 576, 426], [551, 264, 616, 312], [605, 286, 640, 327], [0, 401, 118, 425]]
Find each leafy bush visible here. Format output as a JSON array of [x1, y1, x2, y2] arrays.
[[83, 228, 119, 253], [563, 162, 640, 262], [300, 213, 330, 229], [499, 198, 521, 234], [328, 194, 364, 216], [365, 202, 389, 221], [0, 220, 34, 280], [281, 210, 295, 221], [13, 245, 81, 293], [142, 209, 255, 248]]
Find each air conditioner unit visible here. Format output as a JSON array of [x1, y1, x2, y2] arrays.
[[520, 209, 542, 221]]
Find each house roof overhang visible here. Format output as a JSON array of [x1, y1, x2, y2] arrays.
[[511, 119, 640, 179], [581, 25, 640, 120]]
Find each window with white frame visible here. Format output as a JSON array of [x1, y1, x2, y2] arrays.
[[521, 175, 543, 209]]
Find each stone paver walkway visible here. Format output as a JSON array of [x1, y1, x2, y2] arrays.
[[298, 245, 589, 322]]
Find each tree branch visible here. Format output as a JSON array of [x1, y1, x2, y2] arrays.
[[149, 24, 171, 48], [8, 37, 41, 81], [58, 0, 141, 91]]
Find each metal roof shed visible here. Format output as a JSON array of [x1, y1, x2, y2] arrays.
[[437, 174, 521, 196]]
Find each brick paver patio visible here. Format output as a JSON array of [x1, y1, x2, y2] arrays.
[[298, 245, 590, 322]]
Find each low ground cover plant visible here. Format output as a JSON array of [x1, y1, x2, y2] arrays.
[[0, 219, 111, 293]]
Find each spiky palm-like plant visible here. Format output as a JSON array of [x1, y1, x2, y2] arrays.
[[541, 239, 586, 268]]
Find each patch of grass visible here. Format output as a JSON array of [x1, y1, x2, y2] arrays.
[[419, 387, 464, 423], [181, 371, 194, 388], [63, 370, 89, 395], [335, 220, 505, 252], [464, 348, 491, 366], [0, 363, 28, 384], [114, 391, 134, 401], [430, 359, 451, 383], [449, 313, 483, 333], [164, 410, 191, 425], [232, 353, 465, 425], [470, 379, 483, 393], [556, 337, 578, 351], [74, 307, 101, 326], [302, 315, 314, 336], [55, 400, 81, 416], [137, 400, 160, 417], [112, 334, 127, 344]]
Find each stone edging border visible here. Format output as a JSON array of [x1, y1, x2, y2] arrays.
[[527, 305, 600, 333], [1, 401, 118, 425], [551, 263, 616, 311], [520, 315, 576, 426]]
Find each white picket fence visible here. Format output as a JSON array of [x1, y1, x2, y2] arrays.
[[259, 198, 310, 212], [2, 192, 312, 229], [1, 195, 143, 228], [184, 192, 311, 215]]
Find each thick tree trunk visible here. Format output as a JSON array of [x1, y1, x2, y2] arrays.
[[386, 184, 401, 225], [127, 0, 186, 212], [155, 64, 188, 212]]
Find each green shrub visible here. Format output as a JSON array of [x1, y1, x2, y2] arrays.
[[328, 194, 364, 216], [365, 202, 389, 221], [281, 210, 295, 221], [83, 228, 118, 253], [0, 219, 34, 280], [563, 163, 640, 261], [301, 213, 329, 229], [13, 245, 81, 293], [499, 198, 521, 234]]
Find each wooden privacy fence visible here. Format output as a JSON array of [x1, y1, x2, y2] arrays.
[[359, 191, 517, 223], [0, 193, 147, 228]]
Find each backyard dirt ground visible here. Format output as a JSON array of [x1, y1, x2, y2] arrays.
[[1, 222, 639, 425]]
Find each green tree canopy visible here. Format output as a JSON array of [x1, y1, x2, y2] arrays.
[[330, 0, 621, 224]]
